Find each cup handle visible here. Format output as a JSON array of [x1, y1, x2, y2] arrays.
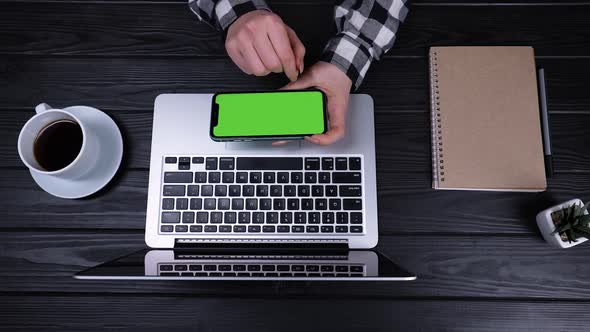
[[35, 103, 53, 114]]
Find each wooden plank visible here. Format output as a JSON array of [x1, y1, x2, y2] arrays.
[[1, 168, 589, 232], [2, 57, 588, 113], [2, 106, 589, 171], [1, 295, 588, 332], [1, 3, 590, 57], [1, 231, 590, 299]]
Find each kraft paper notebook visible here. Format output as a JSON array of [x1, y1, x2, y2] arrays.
[[429, 46, 546, 191]]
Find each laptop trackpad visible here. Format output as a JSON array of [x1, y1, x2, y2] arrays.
[[225, 140, 302, 151]]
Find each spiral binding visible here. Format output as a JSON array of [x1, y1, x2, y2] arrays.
[[430, 50, 444, 187]]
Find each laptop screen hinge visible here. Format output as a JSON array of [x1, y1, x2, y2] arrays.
[[174, 238, 349, 253]]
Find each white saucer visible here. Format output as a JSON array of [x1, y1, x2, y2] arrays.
[[30, 106, 123, 199]]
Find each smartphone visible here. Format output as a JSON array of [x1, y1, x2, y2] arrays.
[[210, 90, 327, 141]]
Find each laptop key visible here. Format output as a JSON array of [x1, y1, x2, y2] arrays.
[[335, 157, 348, 170], [321, 226, 334, 233], [311, 185, 323, 197], [343, 199, 362, 210], [277, 225, 290, 233], [321, 157, 334, 170], [298, 185, 310, 197], [294, 212, 306, 224], [336, 226, 348, 233], [339, 185, 362, 197], [291, 172, 303, 183], [176, 198, 188, 210], [160, 265, 173, 271], [273, 198, 285, 210], [201, 185, 213, 196], [215, 185, 227, 196], [195, 172, 207, 183], [164, 172, 193, 183], [332, 172, 361, 184], [287, 199, 299, 210], [218, 198, 230, 210], [210, 212, 223, 223], [236, 172, 248, 183], [175, 225, 188, 232], [280, 212, 293, 224], [308, 212, 320, 224], [182, 212, 195, 223], [205, 157, 218, 170], [277, 172, 289, 183], [190, 225, 203, 232], [266, 212, 279, 224], [306, 226, 319, 233], [219, 157, 235, 170], [165, 157, 177, 164], [260, 198, 272, 210], [329, 199, 342, 210], [234, 225, 246, 233], [349, 157, 361, 170], [292, 226, 304, 233], [263, 225, 275, 233], [204, 198, 216, 210], [224, 212, 237, 224], [350, 226, 363, 233], [163, 185, 185, 196], [229, 185, 241, 196], [196, 212, 208, 223], [162, 198, 174, 210], [248, 226, 261, 233], [322, 212, 334, 224], [161, 225, 173, 232], [231, 198, 244, 210], [256, 185, 268, 196], [237, 157, 303, 170], [246, 198, 258, 210], [302, 199, 313, 210], [233, 265, 246, 271], [305, 172, 317, 183], [204, 225, 217, 232], [208, 172, 221, 183], [187, 185, 199, 196], [190, 198, 202, 210], [270, 185, 282, 197], [325, 185, 337, 197], [222, 172, 234, 183], [263, 172, 275, 183], [350, 212, 362, 224], [243, 185, 255, 197], [305, 157, 320, 170], [306, 265, 320, 272], [318, 172, 330, 183], [252, 212, 265, 224], [336, 212, 348, 224], [315, 199, 327, 210], [161, 212, 180, 223], [250, 172, 262, 183], [284, 185, 296, 197], [238, 212, 251, 224], [192, 157, 204, 164]]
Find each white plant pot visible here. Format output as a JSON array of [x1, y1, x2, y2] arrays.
[[536, 198, 588, 248]]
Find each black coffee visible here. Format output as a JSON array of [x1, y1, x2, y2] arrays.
[[34, 120, 83, 171]]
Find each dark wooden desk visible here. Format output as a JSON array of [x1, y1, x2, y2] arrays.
[[1, 0, 590, 330]]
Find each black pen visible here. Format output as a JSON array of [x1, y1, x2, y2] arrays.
[[538, 68, 553, 177]]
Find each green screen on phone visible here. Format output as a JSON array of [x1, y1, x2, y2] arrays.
[[211, 90, 326, 138]]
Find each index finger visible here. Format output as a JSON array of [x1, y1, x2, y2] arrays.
[[267, 27, 299, 82]]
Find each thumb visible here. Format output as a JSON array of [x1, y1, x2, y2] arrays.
[[280, 73, 315, 90]]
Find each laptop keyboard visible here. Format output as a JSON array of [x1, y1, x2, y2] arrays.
[[159, 263, 365, 277], [159, 156, 365, 235]]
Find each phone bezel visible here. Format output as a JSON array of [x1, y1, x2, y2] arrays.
[[209, 89, 328, 142]]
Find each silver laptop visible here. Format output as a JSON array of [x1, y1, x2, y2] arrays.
[[75, 93, 415, 281]]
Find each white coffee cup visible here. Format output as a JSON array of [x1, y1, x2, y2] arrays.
[[18, 103, 100, 180]]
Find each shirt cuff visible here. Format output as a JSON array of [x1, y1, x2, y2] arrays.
[[320, 34, 373, 90], [216, 0, 270, 31]]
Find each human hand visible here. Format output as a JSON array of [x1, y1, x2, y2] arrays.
[[225, 10, 305, 81], [275, 61, 352, 146]]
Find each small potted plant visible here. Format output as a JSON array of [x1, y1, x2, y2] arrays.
[[536, 198, 590, 248]]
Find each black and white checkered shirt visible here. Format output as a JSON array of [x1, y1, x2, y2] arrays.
[[189, 0, 409, 89]]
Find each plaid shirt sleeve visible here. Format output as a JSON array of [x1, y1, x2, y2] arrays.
[[188, 0, 270, 31], [320, 0, 409, 89]]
